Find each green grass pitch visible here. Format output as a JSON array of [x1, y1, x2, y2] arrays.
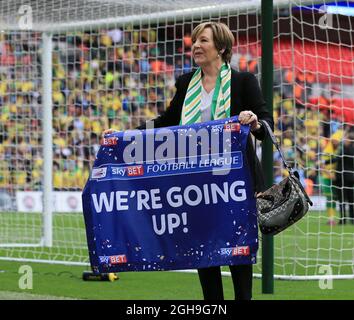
[[0, 211, 353, 300]]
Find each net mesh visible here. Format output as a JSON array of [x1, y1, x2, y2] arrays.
[[0, 0, 353, 278]]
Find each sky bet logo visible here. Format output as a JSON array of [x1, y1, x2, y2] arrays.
[[220, 246, 250, 257], [99, 255, 127, 264], [224, 123, 241, 133], [102, 137, 118, 146], [109, 255, 127, 264], [112, 165, 144, 177]]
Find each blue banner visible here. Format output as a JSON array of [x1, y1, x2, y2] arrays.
[[82, 116, 258, 273]]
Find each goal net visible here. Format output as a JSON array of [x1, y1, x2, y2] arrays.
[[0, 0, 353, 279]]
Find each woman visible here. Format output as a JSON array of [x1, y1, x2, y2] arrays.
[[105, 22, 273, 300]]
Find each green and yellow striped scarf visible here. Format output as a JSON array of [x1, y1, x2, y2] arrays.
[[180, 63, 231, 125]]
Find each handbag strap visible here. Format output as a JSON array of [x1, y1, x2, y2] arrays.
[[259, 120, 293, 173], [258, 120, 313, 206]]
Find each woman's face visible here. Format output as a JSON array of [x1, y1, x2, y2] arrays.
[[192, 27, 220, 67]]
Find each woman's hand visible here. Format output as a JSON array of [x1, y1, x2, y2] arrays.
[[102, 128, 119, 138], [238, 111, 261, 132]]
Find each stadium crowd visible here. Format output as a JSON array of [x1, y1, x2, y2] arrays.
[[0, 28, 353, 221]]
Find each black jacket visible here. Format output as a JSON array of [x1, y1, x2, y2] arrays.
[[138, 69, 274, 140], [137, 69, 274, 192]]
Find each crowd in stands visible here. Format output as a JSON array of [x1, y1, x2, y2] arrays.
[[0, 28, 353, 208]]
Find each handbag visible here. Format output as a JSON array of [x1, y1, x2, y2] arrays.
[[256, 120, 313, 236]]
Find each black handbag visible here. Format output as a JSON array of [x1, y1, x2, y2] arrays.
[[256, 120, 313, 236]]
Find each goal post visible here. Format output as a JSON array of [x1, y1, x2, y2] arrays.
[[0, 0, 353, 281], [261, 0, 274, 294], [42, 32, 53, 248]]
